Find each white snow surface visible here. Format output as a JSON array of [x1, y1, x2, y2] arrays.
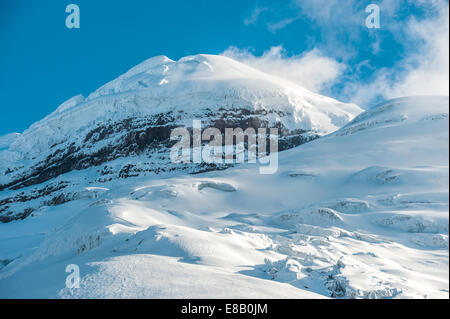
[[0, 133, 20, 151], [0, 95, 447, 299]]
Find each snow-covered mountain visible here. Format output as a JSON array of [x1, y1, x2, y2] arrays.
[[0, 54, 361, 222], [0, 54, 448, 299]]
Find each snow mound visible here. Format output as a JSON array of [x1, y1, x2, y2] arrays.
[[130, 186, 178, 200], [338, 96, 448, 136], [197, 181, 237, 192], [285, 169, 318, 178], [328, 198, 371, 214], [277, 208, 344, 227], [410, 234, 449, 248], [375, 214, 448, 234]]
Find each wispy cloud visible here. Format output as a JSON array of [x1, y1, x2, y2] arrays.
[[267, 16, 300, 33], [222, 46, 345, 93], [342, 1, 449, 106], [388, 5, 449, 98], [244, 7, 269, 26]]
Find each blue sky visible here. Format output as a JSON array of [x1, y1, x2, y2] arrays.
[[0, 0, 448, 135]]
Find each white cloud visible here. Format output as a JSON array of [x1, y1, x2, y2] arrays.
[[387, 5, 449, 98], [231, 0, 449, 107], [244, 7, 268, 26], [267, 17, 299, 33], [342, 2, 449, 106], [222, 46, 345, 93]]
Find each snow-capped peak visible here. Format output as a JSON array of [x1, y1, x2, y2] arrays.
[[4, 54, 361, 160], [89, 54, 308, 99]]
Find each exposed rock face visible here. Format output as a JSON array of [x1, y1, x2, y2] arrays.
[[0, 108, 316, 222]]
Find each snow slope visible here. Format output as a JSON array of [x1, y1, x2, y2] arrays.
[[0, 95, 447, 298], [0, 133, 20, 151]]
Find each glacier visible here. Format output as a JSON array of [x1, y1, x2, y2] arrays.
[[0, 54, 448, 299]]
